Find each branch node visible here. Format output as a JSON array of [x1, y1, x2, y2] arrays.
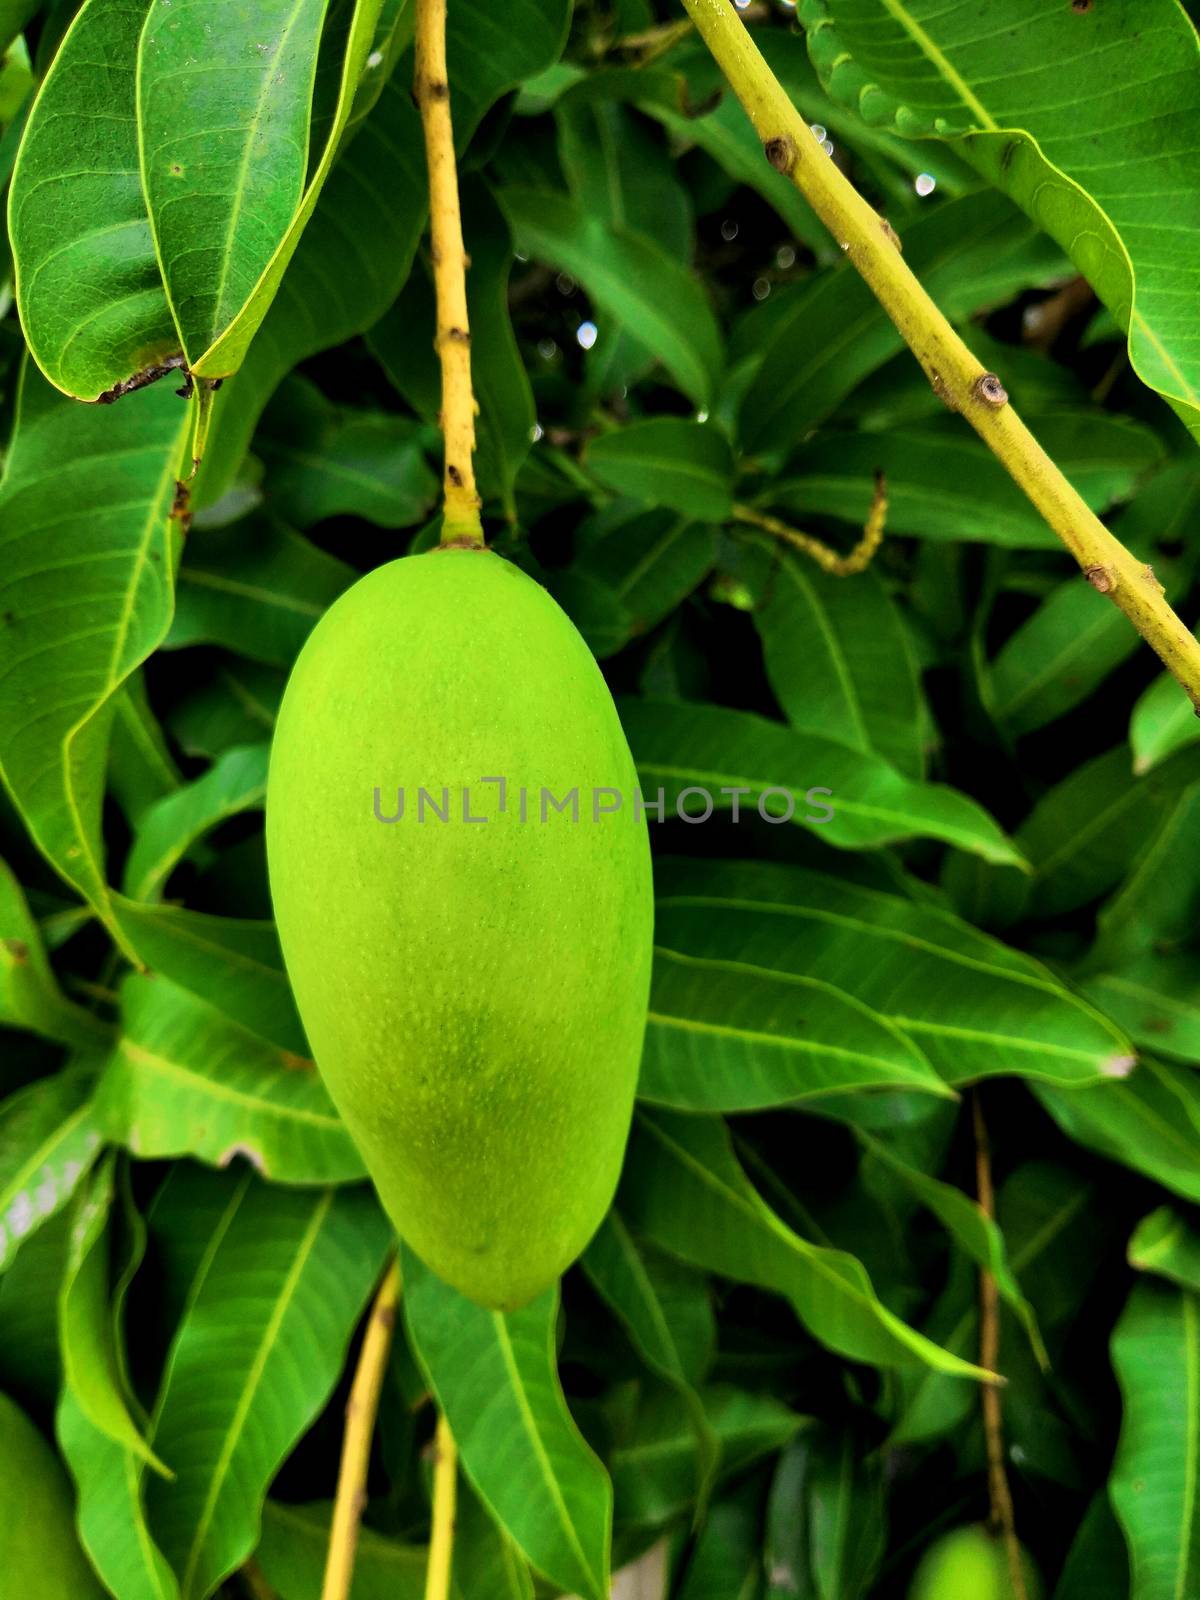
[[1085, 564, 1115, 594], [972, 371, 1008, 408], [880, 217, 902, 251], [929, 369, 957, 411], [763, 134, 796, 174]]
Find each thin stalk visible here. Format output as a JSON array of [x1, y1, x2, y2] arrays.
[[321, 1258, 402, 1600], [972, 1093, 1028, 1600], [681, 0, 1200, 711], [415, 0, 484, 544], [423, 1414, 458, 1600]]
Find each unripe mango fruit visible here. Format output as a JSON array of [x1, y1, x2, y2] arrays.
[[909, 1525, 1041, 1600], [0, 1391, 104, 1596], [266, 549, 653, 1310]]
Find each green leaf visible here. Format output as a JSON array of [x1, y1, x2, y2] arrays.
[[401, 1243, 613, 1600], [450, 1478, 536, 1600], [1080, 953, 1200, 1067], [586, 420, 733, 522], [0, 857, 108, 1047], [675, 1481, 764, 1600], [255, 1501, 426, 1600], [109, 670, 184, 827], [767, 414, 1162, 551], [1129, 1208, 1200, 1296], [8, 0, 177, 400], [58, 1156, 164, 1472], [610, 1384, 801, 1529], [1089, 782, 1200, 972], [499, 185, 723, 408], [1035, 1062, 1200, 1205], [166, 517, 354, 667], [622, 1109, 991, 1378], [619, 696, 1020, 865], [746, 538, 928, 779], [146, 1171, 391, 1600], [140, 0, 386, 380], [0, 366, 189, 949], [642, 944, 950, 1111], [802, 0, 1200, 441], [1131, 667, 1200, 777], [169, 658, 285, 759], [122, 744, 269, 902], [444, 0, 571, 151], [0, 1390, 107, 1597], [192, 68, 427, 510], [0, 1070, 103, 1271], [111, 899, 307, 1055], [654, 858, 1132, 1087], [857, 1130, 1044, 1365], [1054, 1492, 1131, 1600], [257, 380, 438, 531], [737, 191, 1066, 450], [57, 1163, 179, 1600], [1110, 1281, 1200, 1600], [95, 974, 361, 1183], [581, 1211, 719, 1508]]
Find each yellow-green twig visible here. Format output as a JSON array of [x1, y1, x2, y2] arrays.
[[415, 0, 484, 544], [423, 1414, 458, 1600], [734, 470, 887, 575], [681, 0, 1200, 711], [321, 1258, 401, 1600]]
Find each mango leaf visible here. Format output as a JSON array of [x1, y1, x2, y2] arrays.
[[586, 421, 734, 523], [57, 1159, 179, 1600], [0, 857, 108, 1047], [196, 0, 571, 508], [111, 898, 307, 1055], [802, 0, 1200, 442], [451, 1479, 536, 1600], [0, 1389, 107, 1597], [8, 0, 177, 400], [556, 506, 718, 659], [857, 1131, 1044, 1365], [737, 191, 1066, 451], [139, 0, 386, 380], [122, 744, 269, 902], [165, 517, 354, 667], [767, 413, 1162, 552], [254, 1501, 426, 1600], [499, 185, 723, 409], [1035, 1062, 1200, 1205], [109, 671, 183, 826], [0, 1069, 103, 1271], [1054, 1493, 1131, 1600], [1080, 953, 1200, 1068], [769, 1428, 886, 1600], [1129, 1208, 1200, 1296], [1132, 667, 1200, 776], [622, 1109, 990, 1379], [257, 379, 438, 531], [58, 1156, 164, 1472], [675, 1481, 763, 1600], [1089, 782, 1200, 971], [653, 858, 1133, 1087], [642, 944, 949, 1111], [146, 1171, 391, 1600], [192, 68, 427, 510], [94, 974, 360, 1183], [401, 1244, 613, 1600], [609, 1384, 802, 1529], [581, 1211, 719, 1508], [619, 697, 1020, 865], [745, 537, 928, 779], [169, 657, 285, 759], [1110, 1280, 1200, 1600], [0, 367, 190, 950]]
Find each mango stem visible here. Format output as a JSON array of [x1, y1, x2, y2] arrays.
[[320, 1256, 402, 1600], [415, 0, 485, 546], [423, 1413, 458, 1600], [681, 0, 1200, 712]]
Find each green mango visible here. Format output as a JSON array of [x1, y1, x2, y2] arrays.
[[909, 1525, 1041, 1600], [267, 549, 653, 1309], [0, 1391, 105, 1595]]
